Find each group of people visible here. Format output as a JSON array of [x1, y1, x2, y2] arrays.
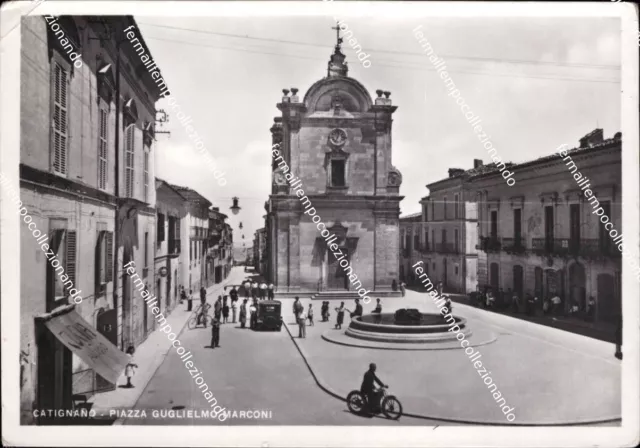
[[240, 280, 275, 301], [292, 297, 374, 336], [475, 286, 598, 321]]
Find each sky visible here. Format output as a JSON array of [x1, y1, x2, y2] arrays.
[[137, 14, 621, 251]]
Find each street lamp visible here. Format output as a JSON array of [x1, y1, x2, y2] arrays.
[[230, 197, 241, 215]]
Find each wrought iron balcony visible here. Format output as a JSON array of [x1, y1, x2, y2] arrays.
[[480, 236, 501, 252], [436, 243, 458, 254], [501, 237, 526, 254], [531, 237, 620, 258]]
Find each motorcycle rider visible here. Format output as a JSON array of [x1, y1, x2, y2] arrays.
[[361, 363, 386, 414]]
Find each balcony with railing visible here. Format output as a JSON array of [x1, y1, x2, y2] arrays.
[[436, 243, 458, 254], [531, 237, 620, 258], [479, 236, 501, 252], [501, 237, 526, 254]]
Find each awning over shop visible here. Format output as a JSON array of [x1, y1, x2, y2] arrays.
[[37, 305, 129, 385]]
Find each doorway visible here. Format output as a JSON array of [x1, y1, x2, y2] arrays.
[[327, 248, 349, 290], [569, 263, 586, 311]]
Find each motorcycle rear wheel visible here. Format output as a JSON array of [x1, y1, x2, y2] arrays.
[[381, 395, 403, 420], [346, 391, 366, 415]]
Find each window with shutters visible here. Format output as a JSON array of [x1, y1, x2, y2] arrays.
[[157, 213, 165, 244], [98, 105, 108, 190], [124, 124, 135, 198], [47, 229, 76, 311], [143, 150, 149, 202], [52, 61, 69, 175], [95, 230, 113, 296]]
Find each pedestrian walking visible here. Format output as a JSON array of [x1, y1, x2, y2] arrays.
[[231, 299, 237, 324], [298, 309, 307, 338], [187, 288, 193, 311], [222, 299, 229, 324], [240, 299, 248, 328], [251, 281, 258, 300], [268, 283, 275, 300], [335, 302, 345, 329], [211, 318, 220, 348], [229, 286, 238, 302], [307, 304, 314, 326], [551, 295, 562, 316], [391, 279, 398, 292], [180, 286, 186, 305], [321, 301, 329, 322], [399, 281, 406, 297], [124, 346, 138, 388], [243, 280, 251, 300]]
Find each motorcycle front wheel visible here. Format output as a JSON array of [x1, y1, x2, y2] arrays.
[[381, 395, 403, 420], [346, 391, 366, 415]]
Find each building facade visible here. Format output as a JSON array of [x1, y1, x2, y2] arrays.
[[18, 16, 165, 423], [253, 227, 267, 275], [472, 129, 622, 322], [155, 179, 187, 319], [207, 207, 233, 286], [265, 37, 402, 293], [399, 212, 422, 285], [170, 185, 211, 293]]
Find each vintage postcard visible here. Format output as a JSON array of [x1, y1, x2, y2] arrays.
[[1, 0, 638, 446]]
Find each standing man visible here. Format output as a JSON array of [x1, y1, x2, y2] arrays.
[[243, 279, 251, 300], [298, 307, 307, 338], [399, 281, 406, 297], [187, 289, 194, 312], [210, 317, 220, 348], [200, 286, 207, 310], [250, 299, 258, 329], [251, 280, 259, 300], [259, 281, 267, 300], [180, 286, 186, 305], [293, 297, 303, 320], [268, 282, 275, 300]]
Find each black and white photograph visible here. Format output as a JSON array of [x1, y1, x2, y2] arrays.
[[1, 1, 638, 446]]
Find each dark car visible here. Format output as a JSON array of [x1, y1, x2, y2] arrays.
[[255, 300, 283, 331]]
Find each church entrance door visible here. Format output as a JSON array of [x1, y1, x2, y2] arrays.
[[327, 248, 349, 290]]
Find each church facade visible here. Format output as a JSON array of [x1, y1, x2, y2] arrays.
[[264, 36, 403, 294]]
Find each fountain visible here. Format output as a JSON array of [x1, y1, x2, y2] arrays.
[[344, 308, 471, 343]]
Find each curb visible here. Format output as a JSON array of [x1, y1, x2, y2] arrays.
[[112, 280, 232, 426], [283, 322, 622, 426]]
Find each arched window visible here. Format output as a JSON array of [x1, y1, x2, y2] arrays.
[[124, 124, 135, 198]]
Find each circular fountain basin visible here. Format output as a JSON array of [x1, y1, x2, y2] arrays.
[[345, 312, 472, 343]]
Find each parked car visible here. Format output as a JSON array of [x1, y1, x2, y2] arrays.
[[254, 300, 283, 331]]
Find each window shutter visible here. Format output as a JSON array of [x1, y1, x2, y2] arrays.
[[106, 231, 113, 282], [66, 230, 77, 290], [53, 63, 69, 175], [98, 108, 108, 189]]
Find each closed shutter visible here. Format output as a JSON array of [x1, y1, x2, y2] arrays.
[[53, 63, 68, 175], [106, 231, 113, 282], [66, 230, 77, 290], [98, 108, 108, 189], [125, 126, 135, 197]]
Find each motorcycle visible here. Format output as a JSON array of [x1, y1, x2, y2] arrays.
[[346, 386, 403, 420]]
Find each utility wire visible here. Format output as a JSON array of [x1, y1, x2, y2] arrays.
[[142, 34, 620, 84], [137, 21, 620, 71]]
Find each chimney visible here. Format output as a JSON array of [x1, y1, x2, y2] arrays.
[[448, 168, 465, 178], [579, 128, 604, 148], [473, 159, 483, 169]]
